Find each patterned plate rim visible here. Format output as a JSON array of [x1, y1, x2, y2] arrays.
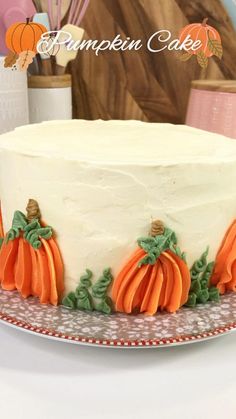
[[0, 309, 236, 348]]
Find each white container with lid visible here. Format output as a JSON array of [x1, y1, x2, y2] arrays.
[[28, 75, 72, 123], [0, 56, 29, 134]]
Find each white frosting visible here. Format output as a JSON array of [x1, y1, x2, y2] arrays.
[[0, 119, 236, 294]]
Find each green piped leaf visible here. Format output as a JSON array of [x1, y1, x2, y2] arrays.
[[6, 229, 17, 242], [80, 269, 93, 288], [173, 245, 182, 258], [196, 289, 209, 304], [191, 247, 209, 282], [62, 292, 77, 309], [24, 220, 40, 233], [63, 267, 114, 314], [138, 252, 157, 266], [23, 221, 53, 249], [138, 236, 156, 253], [190, 279, 201, 294], [75, 286, 93, 311], [185, 293, 197, 308], [6, 210, 28, 242], [137, 227, 183, 267], [92, 268, 113, 299], [12, 210, 27, 230], [0, 237, 3, 249], [5, 210, 53, 249], [95, 296, 113, 314], [191, 269, 199, 281], [164, 227, 178, 244], [186, 248, 220, 307], [28, 233, 41, 249], [200, 278, 208, 289], [75, 285, 88, 300], [201, 261, 214, 287], [169, 243, 186, 262], [208, 287, 220, 302], [37, 227, 53, 239]]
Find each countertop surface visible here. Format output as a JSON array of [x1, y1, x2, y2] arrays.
[[0, 323, 235, 419]]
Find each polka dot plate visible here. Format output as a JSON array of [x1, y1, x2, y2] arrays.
[[0, 288, 236, 348]]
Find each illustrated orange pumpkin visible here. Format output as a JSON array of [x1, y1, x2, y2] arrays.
[[111, 220, 191, 315], [5, 18, 47, 54], [179, 18, 221, 57], [211, 220, 236, 294], [0, 199, 64, 305]]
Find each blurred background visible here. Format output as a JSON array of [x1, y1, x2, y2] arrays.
[[69, 0, 236, 122], [0, 0, 236, 133]]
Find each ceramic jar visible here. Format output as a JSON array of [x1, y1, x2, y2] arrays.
[[28, 74, 72, 123]]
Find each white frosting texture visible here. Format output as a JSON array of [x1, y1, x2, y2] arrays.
[[0, 119, 236, 294]]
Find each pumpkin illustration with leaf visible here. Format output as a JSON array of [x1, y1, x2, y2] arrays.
[[4, 18, 47, 71], [0, 199, 64, 305], [178, 18, 223, 68]]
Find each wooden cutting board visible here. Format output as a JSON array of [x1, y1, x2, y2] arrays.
[[69, 0, 236, 122]]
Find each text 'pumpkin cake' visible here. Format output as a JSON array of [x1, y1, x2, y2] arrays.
[[0, 120, 236, 315]]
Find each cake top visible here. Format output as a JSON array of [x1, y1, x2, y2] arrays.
[[0, 120, 236, 165]]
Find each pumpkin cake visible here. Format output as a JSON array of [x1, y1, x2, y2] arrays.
[[0, 119, 236, 315]]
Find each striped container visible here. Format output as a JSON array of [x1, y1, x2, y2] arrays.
[[186, 80, 236, 139], [0, 56, 29, 134]]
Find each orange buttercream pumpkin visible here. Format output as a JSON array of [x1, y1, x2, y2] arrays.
[[0, 200, 64, 305], [112, 221, 190, 315], [211, 220, 236, 294], [0, 202, 4, 239]]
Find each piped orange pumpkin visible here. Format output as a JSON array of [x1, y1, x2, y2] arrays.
[[211, 220, 236, 294], [0, 199, 64, 305], [0, 202, 4, 239], [112, 220, 191, 315]]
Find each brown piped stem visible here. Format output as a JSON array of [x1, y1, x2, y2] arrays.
[[26, 18, 30, 24], [150, 220, 165, 237], [26, 199, 41, 222], [202, 18, 208, 26]]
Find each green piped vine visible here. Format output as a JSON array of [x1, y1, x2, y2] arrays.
[[185, 247, 220, 307], [137, 226, 186, 267], [92, 268, 113, 314], [62, 268, 113, 314], [6, 210, 53, 249], [75, 269, 93, 311]]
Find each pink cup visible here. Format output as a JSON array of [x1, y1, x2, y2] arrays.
[[186, 80, 236, 139]]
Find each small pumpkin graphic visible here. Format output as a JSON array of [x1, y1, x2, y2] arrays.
[[5, 18, 47, 54], [179, 18, 221, 58], [178, 18, 222, 68], [211, 220, 236, 294], [111, 220, 190, 315], [0, 199, 64, 305]]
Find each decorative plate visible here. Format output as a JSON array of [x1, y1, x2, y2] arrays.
[[0, 288, 236, 348]]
